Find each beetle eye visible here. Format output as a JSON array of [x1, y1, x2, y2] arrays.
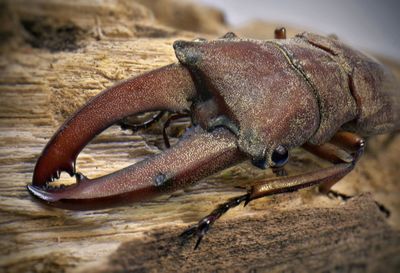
[[271, 145, 289, 167]]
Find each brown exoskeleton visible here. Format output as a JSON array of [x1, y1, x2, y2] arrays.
[[28, 28, 400, 248]]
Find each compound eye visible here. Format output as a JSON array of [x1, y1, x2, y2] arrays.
[[271, 145, 289, 167]]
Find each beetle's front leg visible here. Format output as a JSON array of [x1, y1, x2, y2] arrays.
[[249, 132, 364, 201], [180, 166, 288, 249], [180, 163, 355, 249], [303, 131, 365, 194], [181, 132, 364, 249], [180, 194, 249, 249]]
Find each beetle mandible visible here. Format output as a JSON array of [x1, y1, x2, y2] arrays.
[[28, 28, 400, 248]]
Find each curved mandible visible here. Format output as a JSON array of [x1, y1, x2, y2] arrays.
[[28, 127, 245, 210], [32, 64, 196, 186]]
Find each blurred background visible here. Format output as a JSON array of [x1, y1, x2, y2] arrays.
[[199, 0, 400, 61]]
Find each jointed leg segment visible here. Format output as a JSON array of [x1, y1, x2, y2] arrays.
[[119, 111, 166, 132], [163, 111, 190, 148], [181, 131, 365, 249], [179, 194, 249, 249]]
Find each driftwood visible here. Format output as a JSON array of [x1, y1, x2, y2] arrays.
[[96, 194, 400, 273], [0, 1, 399, 272]]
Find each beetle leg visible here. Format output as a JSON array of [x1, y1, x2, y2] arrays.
[[118, 111, 166, 132], [248, 163, 355, 201], [329, 131, 366, 154], [162, 111, 191, 148], [180, 193, 249, 249], [180, 163, 287, 249], [179, 133, 365, 249], [250, 132, 364, 202], [304, 131, 365, 193], [180, 160, 355, 249], [306, 133, 390, 216]]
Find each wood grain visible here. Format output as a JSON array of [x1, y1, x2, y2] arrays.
[[98, 194, 400, 273], [0, 1, 399, 272]]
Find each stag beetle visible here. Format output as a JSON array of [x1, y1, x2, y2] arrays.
[[28, 28, 399, 248]]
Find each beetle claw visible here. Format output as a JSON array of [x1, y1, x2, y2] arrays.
[[178, 226, 197, 245], [178, 193, 250, 249], [194, 235, 204, 250], [178, 223, 208, 250]]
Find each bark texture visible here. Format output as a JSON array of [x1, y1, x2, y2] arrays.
[[0, 1, 399, 273]]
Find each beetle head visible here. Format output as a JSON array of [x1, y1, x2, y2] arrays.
[[174, 37, 320, 169]]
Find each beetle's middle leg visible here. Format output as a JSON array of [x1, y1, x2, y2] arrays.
[[248, 132, 365, 202], [303, 131, 365, 196]]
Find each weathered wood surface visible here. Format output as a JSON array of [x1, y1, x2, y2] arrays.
[[95, 194, 400, 273], [0, 1, 399, 273]]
